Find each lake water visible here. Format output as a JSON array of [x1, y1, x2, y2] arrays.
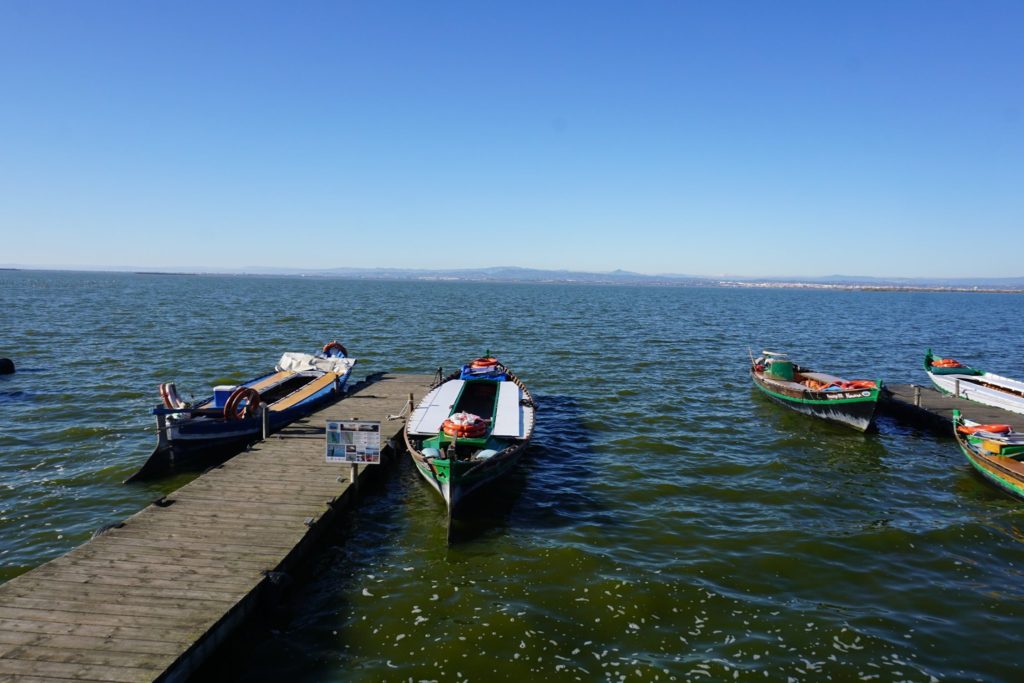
[[2, 270, 1023, 681]]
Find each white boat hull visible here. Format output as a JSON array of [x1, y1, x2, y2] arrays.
[[928, 370, 1024, 415]]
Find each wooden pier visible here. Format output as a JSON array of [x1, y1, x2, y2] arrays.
[[0, 372, 436, 683], [881, 383, 1024, 433]]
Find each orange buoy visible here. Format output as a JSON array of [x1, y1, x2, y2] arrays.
[[958, 423, 1012, 435], [932, 358, 962, 368], [442, 412, 488, 438], [224, 387, 261, 420], [470, 357, 499, 369], [322, 341, 348, 357]]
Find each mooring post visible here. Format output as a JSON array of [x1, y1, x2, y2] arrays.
[[350, 463, 359, 489], [261, 404, 269, 440], [914, 385, 921, 407], [954, 379, 960, 398]]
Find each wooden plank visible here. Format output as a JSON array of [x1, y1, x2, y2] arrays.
[[1, 578, 246, 605], [268, 372, 339, 412], [0, 606, 204, 634], [0, 593, 224, 622], [247, 369, 293, 393], [179, 479, 344, 497], [0, 658, 162, 683], [0, 618, 193, 645], [63, 544, 277, 571], [34, 559, 249, 584], [103, 523, 307, 546], [24, 566, 246, 592], [0, 643, 169, 671], [169, 490, 337, 508], [492, 381, 525, 437], [0, 629, 181, 656]]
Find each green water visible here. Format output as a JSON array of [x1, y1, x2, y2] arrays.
[[2, 270, 1024, 681]]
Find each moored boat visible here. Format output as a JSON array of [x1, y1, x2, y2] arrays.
[[952, 410, 1024, 500], [925, 349, 1024, 415], [750, 351, 882, 431], [403, 356, 536, 536], [127, 342, 355, 481]]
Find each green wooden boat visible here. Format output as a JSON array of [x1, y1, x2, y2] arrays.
[[404, 357, 536, 538], [751, 351, 882, 431], [952, 410, 1024, 501]]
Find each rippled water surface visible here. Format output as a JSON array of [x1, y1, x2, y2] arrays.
[[3, 270, 1024, 681]]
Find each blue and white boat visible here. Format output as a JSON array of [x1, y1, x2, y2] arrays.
[[127, 342, 355, 481]]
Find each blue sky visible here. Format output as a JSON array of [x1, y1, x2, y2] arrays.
[[1, 1, 1021, 277]]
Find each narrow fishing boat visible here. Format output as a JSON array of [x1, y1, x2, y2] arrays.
[[750, 351, 882, 431], [952, 410, 1024, 500], [127, 342, 355, 481], [403, 356, 536, 533], [925, 349, 1024, 415]]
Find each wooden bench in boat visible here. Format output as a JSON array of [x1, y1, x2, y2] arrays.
[[249, 370, 294, 394], [268, 372, 339, 412]]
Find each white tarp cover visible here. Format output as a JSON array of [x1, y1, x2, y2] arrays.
[[407, 380, 465, 436], [276, 352, 356, 376], [492, 381, 530, 438]]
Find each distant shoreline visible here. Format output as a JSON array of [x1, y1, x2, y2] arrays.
[[4, 266, 1023, 293]]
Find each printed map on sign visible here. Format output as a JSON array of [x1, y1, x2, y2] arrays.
[[326, 420, 382, 464]]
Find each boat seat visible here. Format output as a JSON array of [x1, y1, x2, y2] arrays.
[[268, 373, 338, 412], [491, 381, 531, 438], [249, 370, 294, 394], [408, 380, 466, 436]]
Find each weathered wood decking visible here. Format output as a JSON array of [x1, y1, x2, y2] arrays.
[[881, 383, 1024, 433], [0, 372, 436, 683]]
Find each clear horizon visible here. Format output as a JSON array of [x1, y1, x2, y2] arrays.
[[3, 262, 1022, 283], [2, 2, 1021, 278]]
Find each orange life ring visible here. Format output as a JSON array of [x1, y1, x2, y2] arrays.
[[932, 358, 962, 368], [224, 386, 261, 420], [322, 341, 348, 357], [958, 423, 1012, 435], [470, 357, 499, 369], [442, 412, 488, 438]]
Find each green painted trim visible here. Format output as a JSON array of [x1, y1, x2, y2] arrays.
[[753, 378, 878, 406], [961, 445, 1024, 499], [953, 413, 1024, 500]]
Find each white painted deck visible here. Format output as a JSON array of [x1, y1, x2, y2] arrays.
[[407, 380, 465, 435]]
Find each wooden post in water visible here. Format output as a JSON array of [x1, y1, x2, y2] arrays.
[[261, 404, 270, 440], [954, 379, 961, 398], [914, 386, 921, 407]]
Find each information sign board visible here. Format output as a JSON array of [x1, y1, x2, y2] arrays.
[[326, 420, 382, 464]]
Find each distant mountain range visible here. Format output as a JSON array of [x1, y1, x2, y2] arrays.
[[234, 266, 1024, 289], [4, 264, 1024, 290]]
